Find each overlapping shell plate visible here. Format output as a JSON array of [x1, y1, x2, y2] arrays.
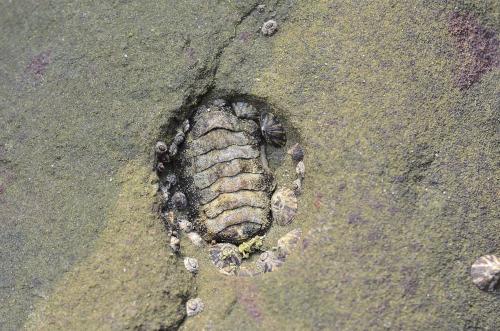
[[181, 105, 274, 244]]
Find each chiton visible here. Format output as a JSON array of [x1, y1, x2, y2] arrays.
[[180, 102, 283, 244], [155, 98, 304, 275]]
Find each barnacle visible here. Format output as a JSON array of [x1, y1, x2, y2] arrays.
[[277, 229, 302, 258], [261, 19, 278, 36], [184, 257, 199, 273], [171, 192, 187, 210], [186, 298, 204, 317]]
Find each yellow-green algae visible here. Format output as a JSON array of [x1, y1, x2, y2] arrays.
[[24, 161, 193, 330], [239, 235, 265, 258], [0, 1, 260, 329], [183, 1, 499, 330]]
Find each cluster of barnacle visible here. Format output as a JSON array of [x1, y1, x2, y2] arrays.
[[154, 120, 189, 175], [153, 98, 306, 317], [154, 118, 194, 253], [207, 227, 303, 277]]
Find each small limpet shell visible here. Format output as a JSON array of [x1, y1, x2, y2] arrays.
[[261, 19, 278, 36], [178, 219, 193, 232], [296, 161, 305, 179], [173, 132, 185, 145], [171, 192, 187, 210], [182, 119, 190, 133], [186, 298, 204, 317], [260, 112, 286, 147], [271, 188, 298, 226], [209, 243, 242, 275], [471, 255, 500, 291], [184, 257, 199, 273], [187, 231, 204, 247], [277, 229, 302, 258], [287, 143, 304, 162], [256, 251, 283, 272], [170, 236, 180, 252]]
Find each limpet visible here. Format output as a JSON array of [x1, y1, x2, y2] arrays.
[[184, 257, 199, 274], [471, 255, 500, 291], [271, 188, 298, 226], [261, 20, 278, 36], [260, 112, 286, 147], [186, 298, 204, 317]]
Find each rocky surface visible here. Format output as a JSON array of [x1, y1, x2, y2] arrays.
[[0, 0, 498, 330]]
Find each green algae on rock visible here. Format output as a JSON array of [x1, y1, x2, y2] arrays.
[[238, 235, 265, 258], [24, 161, 194, 330], [182, 0, 500, 330]]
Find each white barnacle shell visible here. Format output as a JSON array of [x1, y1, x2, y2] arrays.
[[186, 297, 204, 317], [184, 257, 199, 273], [261, 19, 278, 36], [292, 178, 302, 195], [187, 232, 204, 247], [170, 236, 180, 252], [296, 161, 305, 179], [182, 119, 190, 133], [178, 219, 193, 232], [277, 229, 302, 259], [471, 255, 500, 291], [271, 187, 298, 226], [212, 98, 227, 107], [232, 101, 259, 120], [171, 191, 188, 210], [173, 131, 185, 145], [169, 143, 178, 156], [155, 141, 168, 156]]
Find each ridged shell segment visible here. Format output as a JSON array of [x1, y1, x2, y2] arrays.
[[183, 107, 270, 243]]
